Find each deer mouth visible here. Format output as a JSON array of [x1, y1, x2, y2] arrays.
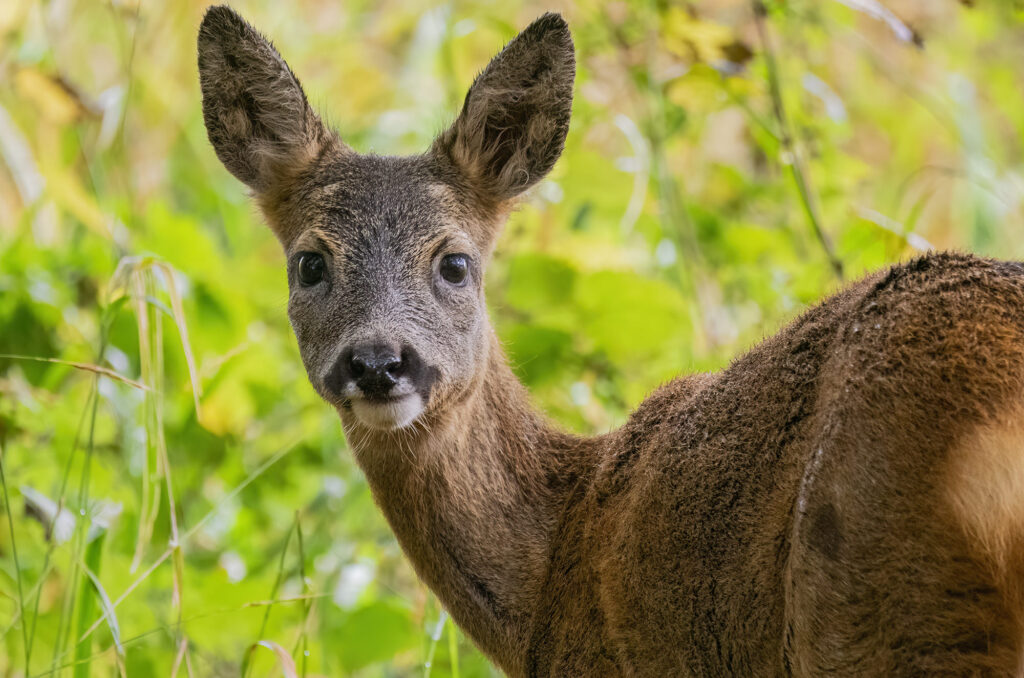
[[348, 392, 424, 431]]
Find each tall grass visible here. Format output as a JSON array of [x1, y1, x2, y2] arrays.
[[0, 440, 29, 668], [1, 1, 1021, 676]]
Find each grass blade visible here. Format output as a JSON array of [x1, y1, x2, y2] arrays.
[[51, 363, 104, 677], [34, 593, 333, 678], [0, 442, 30, 670], [448, 617, 459, 678], [291, 513, 312, 678], [244, 519, 297, 677], [0, 354, 149, 391], [152, 261, 202, 416], [73, 535, 108, 678], [80, 554, 126, 677], [24, 380, 98, 669], [70, 443, 296, 653], [423, 609, 447, 678], [243, 641, 298, 678]]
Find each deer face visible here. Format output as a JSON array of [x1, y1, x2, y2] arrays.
[[197, 6, 574, 431], [279, 155, 490, 430]]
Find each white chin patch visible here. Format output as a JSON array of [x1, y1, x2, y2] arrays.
[[350, 394, 424, 431]]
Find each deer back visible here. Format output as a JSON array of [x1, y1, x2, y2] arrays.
[[529, 253, 1024, 675]]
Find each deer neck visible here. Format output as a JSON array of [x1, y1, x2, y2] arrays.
[[344, 333, 587, 674]]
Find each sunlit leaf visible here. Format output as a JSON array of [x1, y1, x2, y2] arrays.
[[324, 600, 419, 672], [14, 68, 88, 125]]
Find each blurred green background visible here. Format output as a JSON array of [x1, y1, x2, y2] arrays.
[[1, 0, 1022, 675]]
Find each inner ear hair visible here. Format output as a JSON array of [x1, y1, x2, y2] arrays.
[[197, 5, 338, 194], [433, 13, 575, 206]]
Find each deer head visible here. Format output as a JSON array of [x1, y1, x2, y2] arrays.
[[198, 6, 574, 432]]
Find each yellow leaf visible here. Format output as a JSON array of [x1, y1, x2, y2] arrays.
[[662, 8, 741, 64], [40, 166, 112, 239], [666, 64, 728, 113], [199, 378, 254, 437], [14, 68, 86, 125], [0, 0, 31, 34]]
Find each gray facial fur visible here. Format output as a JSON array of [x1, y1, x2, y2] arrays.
[[197, 5, 575, 430]]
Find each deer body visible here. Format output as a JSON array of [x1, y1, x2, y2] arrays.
[[198, 8, 1024, 675], [350, 254, 1024, 677], [530, 254, 1024, 676]]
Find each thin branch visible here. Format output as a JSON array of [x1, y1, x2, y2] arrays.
[[69, 442, 297, 651], [752, 0, 845, 280], [0, 355, 149, 391], [0, 442, 30, 669]]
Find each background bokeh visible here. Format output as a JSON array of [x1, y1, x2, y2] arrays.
[[1, 0, 1023, 675]]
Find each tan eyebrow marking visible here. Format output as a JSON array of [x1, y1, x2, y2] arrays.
[[294, 226, 345, 258]]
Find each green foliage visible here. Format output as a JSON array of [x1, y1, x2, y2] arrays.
[[1, 0, 1022, 675]]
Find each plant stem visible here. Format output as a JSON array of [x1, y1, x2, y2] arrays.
[[0, 441, 29, 670], [447, 616, 460, 678], [295, 514, 310, 678], [242, 519, 297, 677], [752, 0, 845, 280], [72, 535, 105, 678]]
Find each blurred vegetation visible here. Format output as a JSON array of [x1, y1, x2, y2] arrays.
[[0, 0, 1023, 675]]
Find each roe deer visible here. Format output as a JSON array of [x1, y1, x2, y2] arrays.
[[198, 6, 1024, 676]]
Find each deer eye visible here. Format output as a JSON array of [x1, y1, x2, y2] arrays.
[[297, 252, 325, 286], [439, 253, 469, 286]]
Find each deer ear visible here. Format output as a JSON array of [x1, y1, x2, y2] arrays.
[[434, 13, 575, 203], [197, 5, 335, 193]]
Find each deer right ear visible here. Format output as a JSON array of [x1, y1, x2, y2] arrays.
[[433, 13, 575, 205], [197, 6, 335, 193]]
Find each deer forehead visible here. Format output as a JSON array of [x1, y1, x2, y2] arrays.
[[279, 164, 479, 263]]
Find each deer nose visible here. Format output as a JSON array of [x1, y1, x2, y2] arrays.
[[347, 343, 404, 399]]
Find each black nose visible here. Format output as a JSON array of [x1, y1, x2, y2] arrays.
[[343, 343, 405, 399]]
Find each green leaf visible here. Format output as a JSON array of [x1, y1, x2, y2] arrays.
[[324, 600, 419, 672]]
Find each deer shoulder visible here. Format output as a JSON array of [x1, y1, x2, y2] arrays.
[[531, 253, 1024, 675]]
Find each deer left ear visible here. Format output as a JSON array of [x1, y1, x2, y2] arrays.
[[198, 5, 336, 195], [433, 13, 575, 204]]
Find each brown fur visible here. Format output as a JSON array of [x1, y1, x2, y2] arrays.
[[198, 7, 1024, 676]]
